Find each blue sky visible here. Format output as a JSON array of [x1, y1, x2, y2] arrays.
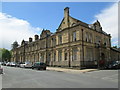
[[2, 2, 113, 32], [0, 2, 118, 49]]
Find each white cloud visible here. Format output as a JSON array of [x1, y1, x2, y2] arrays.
[[0, 12, 42, 50], [94, 3, 118, 46]]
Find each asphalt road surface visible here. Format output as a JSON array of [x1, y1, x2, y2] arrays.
[[2, 66, 119, 88]]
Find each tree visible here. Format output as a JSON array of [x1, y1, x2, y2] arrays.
[[112, 46, 118, 48], [12, 41, 19, 49], [2, 48, 11, 62], [0, 48, 2, 62]]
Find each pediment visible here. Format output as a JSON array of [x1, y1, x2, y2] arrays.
[[57, 16, 81, 31]]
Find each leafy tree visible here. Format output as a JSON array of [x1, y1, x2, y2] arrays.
[[0, 48, 2, 62], [112, 46, 118, 48], [2, 48, 11, 62], [12, 41, 19, 49]]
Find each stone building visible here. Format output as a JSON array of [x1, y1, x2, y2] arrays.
[[11, 7, 116, 68], [110, 47, 120, 62]]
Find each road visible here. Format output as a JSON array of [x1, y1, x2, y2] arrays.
[[1, 66, 119, 88]]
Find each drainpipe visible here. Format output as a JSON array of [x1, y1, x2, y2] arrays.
[[81, 29, 84, 68], [23, 44, 25, 63]]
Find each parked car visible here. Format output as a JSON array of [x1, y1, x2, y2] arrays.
[[16, 62, 22, 67], [0, 64, 3, 74], [2, 62, 7, 66], [32, 62, 46, 70], [10, 62, 16, 67], [20, 62, 32, 68], [105, 61, 120, 69], [6, 62, 11, 66]]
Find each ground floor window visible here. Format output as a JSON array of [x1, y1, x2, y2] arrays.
[[72, 48, 77, 60], [40, 53, 44, 62], [53, 52, 56, 61], [58, 50, 62, 61], [64, 52, 67, 60], [86, 48, 93, 61]]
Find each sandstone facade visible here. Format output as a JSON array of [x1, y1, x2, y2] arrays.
[[11, 7, 120, 68]]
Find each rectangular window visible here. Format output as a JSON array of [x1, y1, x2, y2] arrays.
[[88, 33, 92, 43], [41, 53, 44, 62], [73, 31, 76, 41], [72, 49, 77, 60], [58, 50, 62, 61], [87, 48, 93, 61], [48, 40, 51, 47], [36, 44, 37, 50], [53, 52, 56, 61], [64, 52, 67, 60], [58, 35, 62, 44], [96, 36, 101, 44], [52, 38, 56, 47], [48, 53, 51, 61]]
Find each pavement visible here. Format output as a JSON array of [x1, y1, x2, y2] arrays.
[[47, 67, 98, 73], [0, 75, 2, 90]]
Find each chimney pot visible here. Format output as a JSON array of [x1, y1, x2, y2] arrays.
[[29, 37, 32, 42], [35, 35, 39, 40], [64, 7, 69, 18]]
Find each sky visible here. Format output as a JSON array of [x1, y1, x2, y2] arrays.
[[0, 2, 118, 49]]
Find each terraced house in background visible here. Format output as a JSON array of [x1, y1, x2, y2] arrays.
[[11, 7, 120, 69]]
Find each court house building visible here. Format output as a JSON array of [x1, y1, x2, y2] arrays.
[[11, 7, 115, 68]]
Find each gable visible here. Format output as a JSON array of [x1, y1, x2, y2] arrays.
[[57, 16, 88, 31]]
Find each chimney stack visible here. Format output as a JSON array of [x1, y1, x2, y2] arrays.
[[64, 7, 69, 18], [29, 37, 32, 42], [35, 35, 39, 40], [64, 7, 69, 27]]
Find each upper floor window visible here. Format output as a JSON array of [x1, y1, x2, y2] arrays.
[[88, 33, 92, 43], [72, 31, 76, 41], [35, 44, 37, 50], [58, 35, 62, 44], [52, 38, 56, 47], [48, 39, 51, 48], [85, 32, 92, 43], [41, 41, 45, 48], [96, 36, 101, 44], [85, 32, 89, 42]]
